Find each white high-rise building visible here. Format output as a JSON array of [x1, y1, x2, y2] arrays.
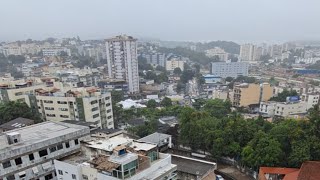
[[106, 35, 139, 94], [239, 44, 255, 62]]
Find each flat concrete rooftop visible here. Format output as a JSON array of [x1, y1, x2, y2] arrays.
[[0, 121, 90, 153]]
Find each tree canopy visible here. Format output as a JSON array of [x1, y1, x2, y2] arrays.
[[161, 97, 172, 107], [270, 89, 298, 102], [0, 101, 41, 124]]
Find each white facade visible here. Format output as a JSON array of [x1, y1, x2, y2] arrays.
[[205, 47, 229, 61], [143, 53, 166, 67], [42, 47, 71, 56], [0, 122, 90, 180], [211, 61, 249, 78], [106, 35, 139, 94], [240, 44, 254, 62], [260, 101, 307, 118], [301, 94, 320, 109]]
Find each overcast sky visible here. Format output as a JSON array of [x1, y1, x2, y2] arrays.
[[0, 0, 319, 43]]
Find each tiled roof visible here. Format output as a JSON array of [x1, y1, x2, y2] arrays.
[[297, 161, 320, 180]]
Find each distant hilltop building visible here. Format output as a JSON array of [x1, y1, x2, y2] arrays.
[[239, 44, 262, 62], [166, 56, 185, 71], [205, 47, 229, 61], [142, 53, 166, 67], [105, 35, 139, 94]]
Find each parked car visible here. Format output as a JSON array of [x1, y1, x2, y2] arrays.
[[216, 175, 225, 180]]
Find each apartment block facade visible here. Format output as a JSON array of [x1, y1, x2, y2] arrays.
[[0, 122, 90, 180], [105, 35, 139, 94], [25, 87, 114, 129], [232, 83, 273, 107], [0, 82, 45, 102], [166, 59, 185, 71], [211, 61, 249, 78]]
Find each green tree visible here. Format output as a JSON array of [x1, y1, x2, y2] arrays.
[[270, 89, 298, 102], [155, 65, 166, 72], [241, 131, 282, 169], [161, 97, 172, 107], [203, 99, 231, 118], [173, 67, 182, 75], [147, 99, 157, 108], [0, 101, 41, 124], [176, 82, 185, 94], [111, 91, 124, 128], [156, 73, 168, 83], [225, 77, 234, 82], [138, 56, 153, 70]]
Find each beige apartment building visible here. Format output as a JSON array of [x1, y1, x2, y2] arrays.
[[232, 83, 273, 107], [0, 81, 45, 102], [166, 58, 185, 71], [25, 87, 114, 129]]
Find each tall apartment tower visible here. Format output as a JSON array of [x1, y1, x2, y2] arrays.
[[239, 44, 255, 62], [105, 35, 139, 94]]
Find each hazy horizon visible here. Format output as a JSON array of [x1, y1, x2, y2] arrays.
[[1, 0, 320, 43]]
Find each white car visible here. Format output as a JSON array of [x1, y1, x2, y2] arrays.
[[216, 175, 225, 180]]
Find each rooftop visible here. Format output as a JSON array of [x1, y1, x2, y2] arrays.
[[138, 132, 171, 145], [106, 35, 137, 41], [297, 161, 320, 180], [0, 121, 89, 153], [171, 154, 216, 177], [83, 135, 157, 153]]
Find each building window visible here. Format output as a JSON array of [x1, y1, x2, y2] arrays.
[[57, 143, 63, 150], [75, 139, 79, 145], [15, 92, 23, 96], [2, 160, 11, 168], [57, 101, 67, 104], [91, 100, 98, 105], [44, 100, 53, 104], [39, 149, 48, 157], [91, 107, 99, 112], [72, 174, 77, 179], [45, 174, 53, 180], [106, 103, 111, 107], [29, 153, 35, 161], [60, 115, 69, 118], [93, 113, 99, 118], [6, 175, 15, 180], [82, 175, 88, 180], [66, 142, 70, 148], [49, 146, 57, 153], [46, 114, 56, 117], [58, 170, 63, 175], [105, 97, 110, 100], [107, 109, 111, 113], [45, 107, 54, 110], [15, 157, 22, 165], [59, 108, 68, 111], [107, 116, 112, 119]]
